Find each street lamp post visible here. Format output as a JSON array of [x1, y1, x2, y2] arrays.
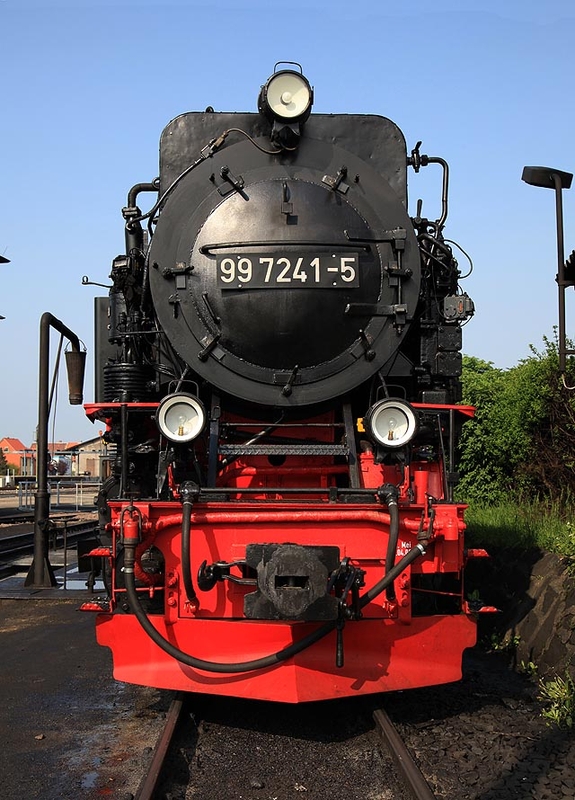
[[521, 166, 574, 372], [0, 254, 9, 319]]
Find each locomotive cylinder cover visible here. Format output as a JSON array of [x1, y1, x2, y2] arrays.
[[148, 113, 421, 407]]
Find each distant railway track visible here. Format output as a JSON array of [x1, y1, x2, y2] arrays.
[[0, 518, 98, 562], [0, 511, 92, 526], [0, 511, 35, 526]]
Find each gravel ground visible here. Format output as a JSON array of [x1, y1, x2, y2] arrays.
[[157, 650, 575, 800], [0, 598, 169, 800], [386, 649, 575, 800], [1, 597, 574, 800], [159, 693, 404, 800]]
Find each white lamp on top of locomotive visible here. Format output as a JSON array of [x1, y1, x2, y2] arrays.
[[258, 63, 313, 145]]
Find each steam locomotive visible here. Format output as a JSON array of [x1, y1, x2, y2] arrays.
[[83, 64, 480, 703]]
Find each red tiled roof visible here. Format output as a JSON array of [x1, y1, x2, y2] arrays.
[[28, 441, 80, 452], [0, 437, 27, 452]]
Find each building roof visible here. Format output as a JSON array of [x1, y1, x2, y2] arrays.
[[0, 437, 27, 452], [2, 436, 103, 453], [28, 441, 80, 452], [63, 437, 102, 450]]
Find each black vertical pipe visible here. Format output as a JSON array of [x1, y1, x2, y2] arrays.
[[521, 166, 573, 371], [25, 313, 83, 588], [207, 393, 221, 487], [124, 181, 158, 255], [448, 407, 455, 503], [342, 401, 360, 489], [553, 174, 567, 373]]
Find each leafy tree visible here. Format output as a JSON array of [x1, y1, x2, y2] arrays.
[[519, 337, 575, 496], [0, 448, 8, 476], [457, 338, 575, 504], [457, 357, 516, 502]]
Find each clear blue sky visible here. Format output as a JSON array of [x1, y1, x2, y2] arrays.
[[2, 0, 575, 444]]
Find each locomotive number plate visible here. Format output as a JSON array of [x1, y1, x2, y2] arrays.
[[216, 253, 360, 289]]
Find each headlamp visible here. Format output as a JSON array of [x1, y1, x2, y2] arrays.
[[364, 399, 418, 449], [258, 64, 313, 125], [156, 393, 206, 443]]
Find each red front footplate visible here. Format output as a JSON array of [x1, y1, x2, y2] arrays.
[[96, 613, 476, 703]]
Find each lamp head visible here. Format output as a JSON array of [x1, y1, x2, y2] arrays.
[[363, 399, 418, 449], [258, 63, 313, 147], [156, 393, 206, 444], [521, 166, 573, 190]]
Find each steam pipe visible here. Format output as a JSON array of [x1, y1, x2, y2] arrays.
[[120, 403, 129, 498], [408, 144, 449, 233], [153, 509, 433, 534], [123, 181, 159, 254], [127, 181, 159, 210], [424, 156, 449, 231]]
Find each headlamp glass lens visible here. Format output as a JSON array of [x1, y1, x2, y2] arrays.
[[156, 394, 205, 443]]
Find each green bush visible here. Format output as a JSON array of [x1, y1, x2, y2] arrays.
[[464, 497, 575, 559], [539, 672, 575, 729], [457, 336, 575, 505]]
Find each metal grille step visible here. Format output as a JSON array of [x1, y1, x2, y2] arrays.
[[218, 444, 349, 457]]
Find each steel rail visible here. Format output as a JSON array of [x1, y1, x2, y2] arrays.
[[135, 693, 186, 800], [373, 708, 437, 800], [0, 512, 35, 525], [0, 520, 98, 559]]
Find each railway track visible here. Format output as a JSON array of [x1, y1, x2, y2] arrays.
[[0, 511, 35, 525], [374, 708, 436, 800], [135, 694, 187, 800], [0, 518, 98, 563], [134, 694, 437, 800]]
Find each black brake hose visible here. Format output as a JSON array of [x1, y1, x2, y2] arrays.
[[181, 497, 198, 607], [385, 500, 399, 602], [122, 541, 428, 674], [379, 484, 400, 602]]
